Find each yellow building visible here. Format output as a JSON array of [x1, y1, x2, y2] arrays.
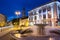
[[12, 16, 29, 27], [11, 16, 29, 30], [0, 14, 7, 27], [19, 17, 29, 27]]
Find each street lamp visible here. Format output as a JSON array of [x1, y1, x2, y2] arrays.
[[15, 11, 21, 26], [15, 11, 23, 35], [15, 11, 21, 17]]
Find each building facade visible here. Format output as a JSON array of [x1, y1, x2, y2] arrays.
[[0, 14, 7, 27], [28, 1, 60, 27], [19, 8, 29, 27], [19, 17, 29, 27]]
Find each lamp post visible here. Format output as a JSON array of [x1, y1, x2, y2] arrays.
[[15, 11, 21, 17], [15, 11, 21, 27]]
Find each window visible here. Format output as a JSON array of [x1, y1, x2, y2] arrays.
[[39, 9, 41, 13], [43, 8, 46, 12], [43, 14, 46, 19], [43, 8, 46, 15], [47, 6, 51, 11], [43, 14, 46, 24], [35, 16, 37, 20], [29, 17, 33, 22]]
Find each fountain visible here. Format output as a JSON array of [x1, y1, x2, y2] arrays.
[[34, 24, 47, 36]]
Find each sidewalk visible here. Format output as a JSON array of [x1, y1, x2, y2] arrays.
[[0, 26, 13, 37]]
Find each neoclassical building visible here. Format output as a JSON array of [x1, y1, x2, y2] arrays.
[[28, 1, 60, 27]]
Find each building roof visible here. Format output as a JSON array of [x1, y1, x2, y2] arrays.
[[21, 16, 28, 19], [28, 1, 60, 12], [8, 16, 28, 23]]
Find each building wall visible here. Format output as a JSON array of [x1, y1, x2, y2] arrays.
[[28, 1, 60, 27], [0, 14, 6, 27], [19, 18, 29, 27]]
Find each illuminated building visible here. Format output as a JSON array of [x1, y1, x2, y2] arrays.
[[12, 17, 29, 27], [19, 17, 29, 27], [28, 1, 60, 27], [12, 8, 29, 27], [0, 14, 7, 27]]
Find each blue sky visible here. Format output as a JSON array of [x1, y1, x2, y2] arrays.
[[0, 0, 59, 21]]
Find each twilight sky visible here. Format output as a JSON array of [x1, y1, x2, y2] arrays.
[[0, 0, 60, 21]]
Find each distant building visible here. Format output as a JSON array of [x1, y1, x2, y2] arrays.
[[12, 8, 29, 27], [28, 1, 60, 27], [0, 14, 7, 27], [19, 16, 29, 27], [12, 17, 29, 27], [19, 8, 29, 27]]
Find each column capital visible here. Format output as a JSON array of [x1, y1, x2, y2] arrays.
[[50, 5, 53, 7]]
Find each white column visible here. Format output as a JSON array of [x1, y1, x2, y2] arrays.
[[51, 5, 54, 19], [33, 11, 34, 21], [46, 8, 48, 24], [36, 10, 39, 20], [33, 11, 35, 24], [37, 10, 40, 24], [51, 5, 54, 27], [57, 5, 59, 19], [38, 9, 41, 24], [57, 5, 59, 26], [41, 9, 43, 24]]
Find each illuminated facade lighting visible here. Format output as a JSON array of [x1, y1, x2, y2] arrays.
[[28, 1, 60, 27]]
